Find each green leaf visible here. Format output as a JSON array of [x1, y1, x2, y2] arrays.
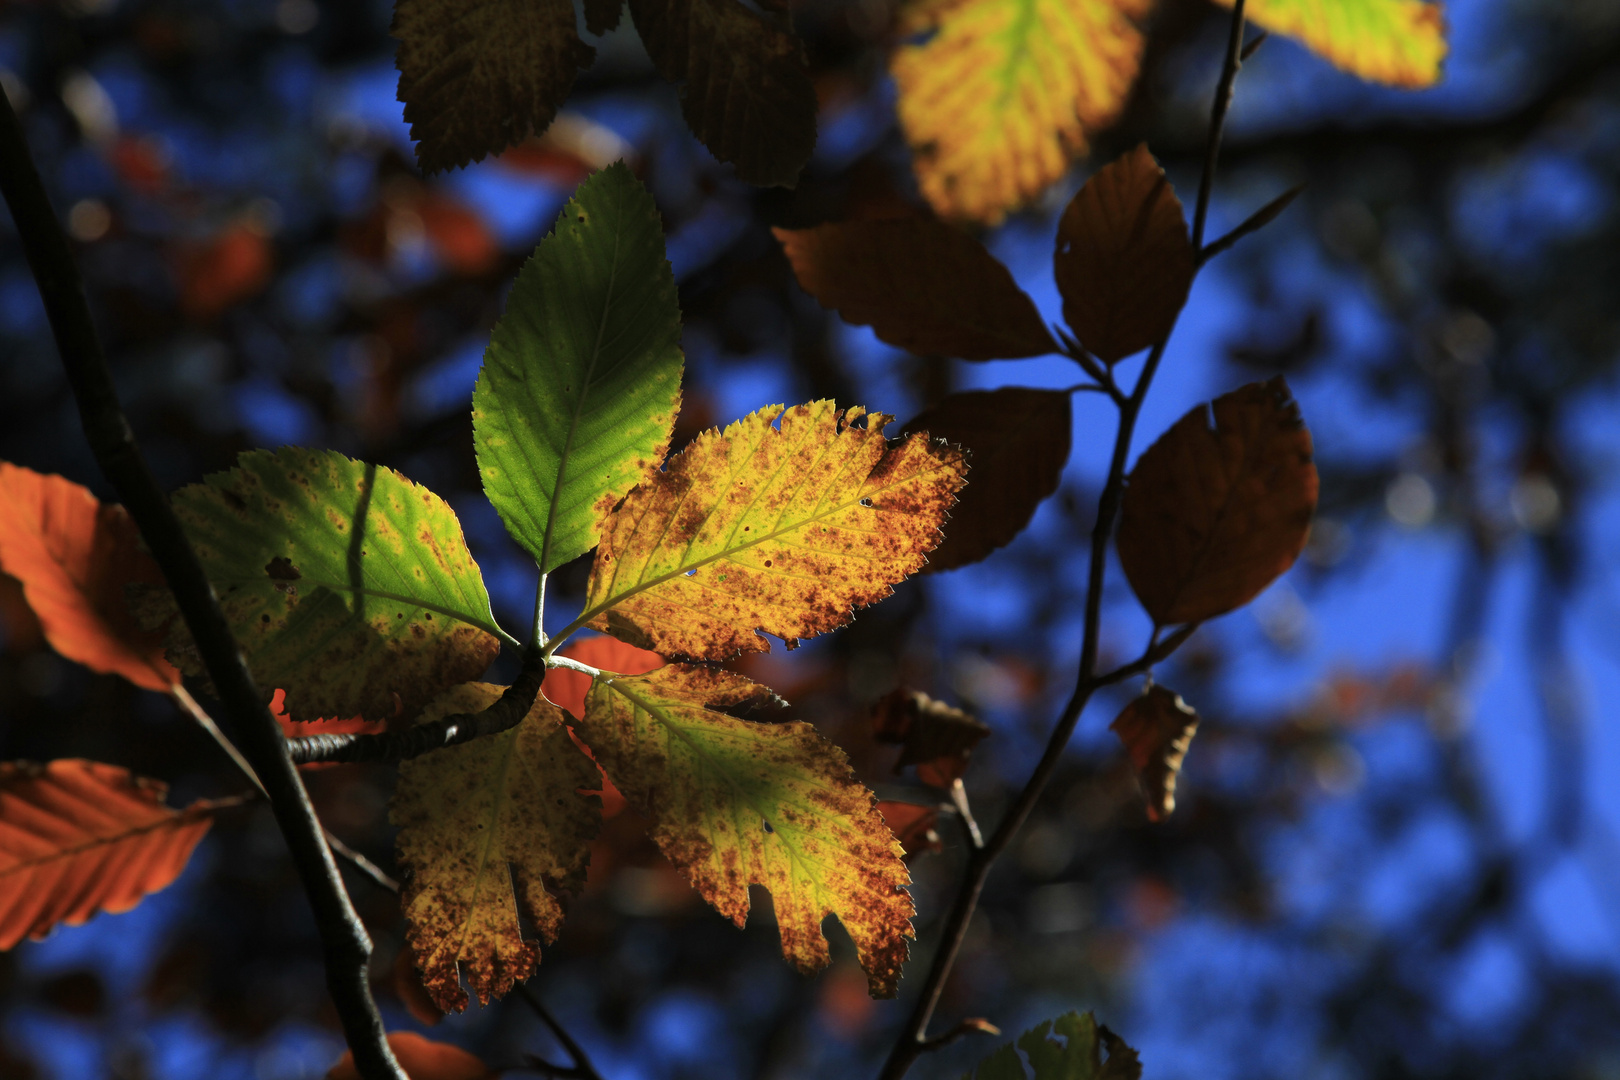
[[159, 448, 503, 723], [473, 164, 684, 575], [578, 664, 914, 995], [964, 1012, 1141, 1080]]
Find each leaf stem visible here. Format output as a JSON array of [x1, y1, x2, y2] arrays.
[[0, 85, 405, 1080], [516, 983, 607, 1080], [876, 4, 1247, 1075], [532, 570, 550, 650]]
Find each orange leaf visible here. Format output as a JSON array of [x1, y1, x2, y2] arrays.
[[902, 388, 1071, 570], [1116, 378, 1318, 625], [0, 760, 214, 948], [774, 220, 1056, 360], [325, 1032, 491, 1080], [547, 636, 663, 820], [1110, 685, 1200, 822], [418, 193, 499, 276], [1054, 145, 1195, 365], [876, 801, 943, 860], [0, 463, 176, 692]]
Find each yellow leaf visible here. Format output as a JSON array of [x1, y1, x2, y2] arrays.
[[580, 664, 913, 995], [391, 683, 601, 1012], [1223, 0, 1446, 88], [893, 0, 1149, 222], [579, 400, 968, 660]]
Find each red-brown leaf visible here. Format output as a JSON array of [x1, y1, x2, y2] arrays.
[[775, 220, 1057, 360], [1054, 145, 1195, 365], [545, 636, 665, 820], [0, 464, 176, 693], [871, 687, 989, 786], [903, 388, 1071, 570], [1116, 377, 1318, 625], [1110, 685, 1200, 822], [325, 1032, 491, 1080], [877, 801, 943, 860], [0, 760, 214, 948]]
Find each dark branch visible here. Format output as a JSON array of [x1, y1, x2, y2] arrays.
[[517, 983, 607, 1080], [1198, 185, 1303, 265], [286, 649, 545, 765], [0, 89, 404, 1080]]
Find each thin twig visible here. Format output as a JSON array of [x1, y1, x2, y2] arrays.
[[517, 983, 606, 1080], [917, 1017, 1001, 1053], [1198, 185, 1303, 266], [875, 5, 1248, 1077], [0, 87, 405, 1079]]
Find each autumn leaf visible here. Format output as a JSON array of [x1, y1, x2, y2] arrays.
[[546, 636, 664, 818], [773, 220, 1056, 360], [1054, 146, 1195, 365], [0, 463, 176, 693], [0, 760, 215, 949], [392, 682, 600, 1012], [269, 689, 386, 771], [1110, 685, 1199, 822], [871, 687, 990, 786], [393, 0, 595, 173], [629, 0, 816, 186], [902, 389, 1071, 570], [580, 400, 967, 660], [578, 664, 913, 994], [1227, 0, 1447, 88], [893, 0, 1149, 222], [877, 801, 944, 860], [963, 1011, 1140, 1080], [474, 165, 683, 575], [326, 1032, 492, 1080], [1116, 378, 1318, 625], [153, 448, 502, 723]]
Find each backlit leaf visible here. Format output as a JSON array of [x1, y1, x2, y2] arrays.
[[578, 664, 913, 994], [877, 801, 944, 860], [474, 165, 683, 574], [902, 389, 1071, 569], [964, 1011, 1140, 1080], [394, 0, 595, 173], [629, 0, 816, 186], [0, 463, 175, 693], [581, 400, 968, 660], [1054, 146, 1194, 365], [326, 1032, 492, 1080], [1117, 378, 1318, 625], [893, 0, 1149, 222], [1110, 685, 1199, 822], [1226, 0, 1446, 88], [774, 220, 1056, 360], [158, 449, 502, 723], [392, 682, 600, 1013], [0, 760, 214, 949], [871, 687, 989, 786]]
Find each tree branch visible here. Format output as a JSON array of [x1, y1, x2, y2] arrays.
[[286, 648, 546, 765], [0, 89, 405, 1080], [516, 983, 607, 1080]]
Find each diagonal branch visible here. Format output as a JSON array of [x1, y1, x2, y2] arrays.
[[0, 89, 405, 1080]]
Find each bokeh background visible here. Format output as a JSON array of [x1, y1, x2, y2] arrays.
[[0, 0, 1618, 1077]]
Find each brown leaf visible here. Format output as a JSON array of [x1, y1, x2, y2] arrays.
[[0, 464, 176, 693], [775, 220, 1057, 360], [1110, 685, 1199, 822], [630, 0, 816, 186], [394, 0, 595, 174], [903, 389, 1071, 569], [871, 687, 989, 786], [0, 760, 215, 948], [392, 942, 446, 1028], [326, 1032, 492, 1080], [1116, 377, 1317, 625], [1054, 145, 1194, 365], [876, 801, 943, 860]]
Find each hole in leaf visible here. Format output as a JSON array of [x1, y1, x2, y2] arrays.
[[762, 819, 774, 833], [859, 497, 873, 508]]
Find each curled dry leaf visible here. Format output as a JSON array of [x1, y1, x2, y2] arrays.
[[902, 389, 1072, 570], [1110, 685, 1200, 823], [1116, 377, 1318, 626], [0, 463, 176, 693], [391, 682, 600, 1012], [326, 1031, 492, 1080], [578, 664, 914, 996], [1053, 145, 1195, 365], [1226, 0, 1447, 89], [871, 687, 990, 787], [877, 801, 944, 860], [583, 400, 968, 660], [0, 760, 215, 949], [963, 1011, 1141, 1080], [774, 221, 1056, 360]]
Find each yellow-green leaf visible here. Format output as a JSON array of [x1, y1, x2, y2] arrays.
[[1224, 0, 1446, 88], [963, 1011, 1140, 1080], [893, 0, 1149, 222], [392, 682, 601, 1013], [578, 400, 968, 660], [156, 449, 502, 723], [578, 664, 913, 994]]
